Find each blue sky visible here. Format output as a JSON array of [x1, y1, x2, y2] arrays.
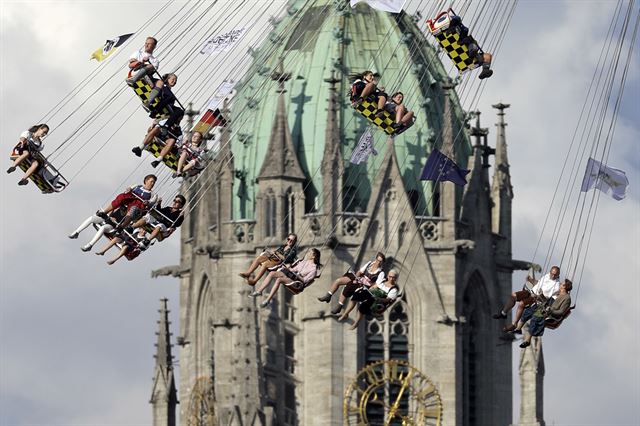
[[1, 0, 638, 425]]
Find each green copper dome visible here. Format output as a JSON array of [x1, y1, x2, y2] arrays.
[[230, 0, 471, 219]]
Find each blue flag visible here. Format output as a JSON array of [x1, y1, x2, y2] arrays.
[[420, 148, 469, 186]]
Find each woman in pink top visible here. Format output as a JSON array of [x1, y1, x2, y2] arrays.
[[250, 248, 321, 308]]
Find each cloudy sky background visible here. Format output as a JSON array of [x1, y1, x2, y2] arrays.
[[1, 0, 638, 425]]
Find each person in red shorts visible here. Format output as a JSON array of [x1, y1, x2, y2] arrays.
[[96, 174, 158, 231]]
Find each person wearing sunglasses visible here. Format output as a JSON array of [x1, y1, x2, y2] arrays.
[[250, 248, 322, 308], [239, 234, 299, 286], [339, 269, 400, 330], [132, 194, 186, 248]]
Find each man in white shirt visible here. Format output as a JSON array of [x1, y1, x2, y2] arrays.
[[126, 37, 160, 87], [493, 266, 561, 332]]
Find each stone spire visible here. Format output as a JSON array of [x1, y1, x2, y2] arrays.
[[516, 335, 546, 426], [320, 70, 344, 222], [256, 59, 305, 182], [150, 298, 178, 426], [440, 82, 458, 236], [491, 103, 513, 257]]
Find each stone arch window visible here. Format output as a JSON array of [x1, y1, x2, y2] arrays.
[[343, 184, 359, 212], [264, 189, 277, 237], [193, 275, 214, 392], [361, 297, 410, 423], [461, 272, 493, 426], [283, 187, 295, 235]]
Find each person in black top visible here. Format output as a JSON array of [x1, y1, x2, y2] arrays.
[[239, 234, 298, 286], [145, 73, 185, 132], [448, 15, 493, 79], [132, 194, 186, 247]]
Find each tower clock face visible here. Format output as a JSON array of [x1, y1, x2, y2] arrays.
[[344, 360, 443, 426]]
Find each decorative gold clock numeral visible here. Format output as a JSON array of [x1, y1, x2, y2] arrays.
[[344, 360, 443, 426]]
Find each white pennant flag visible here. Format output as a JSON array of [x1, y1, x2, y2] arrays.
[[580, 157, 629, 201], [200, 27, 249, 55], [350, 0, 406, 13], [350, 129, 378, 165], [206, 80, 235, 110]]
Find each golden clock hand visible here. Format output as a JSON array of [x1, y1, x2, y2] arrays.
[[385, 371, 412, 426]]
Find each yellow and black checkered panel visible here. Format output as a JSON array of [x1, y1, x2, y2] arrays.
[[435, 31, 479, 72], [145, 137, 179, 170], [354, 100, 396, 135], [10, 154, 67, 194], [132, 80, 170, 119]]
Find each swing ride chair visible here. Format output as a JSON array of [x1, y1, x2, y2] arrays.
[[141, 205, 184, 242], [426, 8, 482, 74], [9, 151, 69, 194], [130, 76, 171, 119], [145, 135, 181, 171], [353, 99, 415, 136]]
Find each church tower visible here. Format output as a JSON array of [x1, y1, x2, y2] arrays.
[[150, 298, 178, 426], [167, 1, 530, 424]]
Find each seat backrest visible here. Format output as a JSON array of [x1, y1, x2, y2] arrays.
[[545, 308, 572, 330]]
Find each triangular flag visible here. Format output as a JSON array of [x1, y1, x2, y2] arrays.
[[91, 33, 134, 61]]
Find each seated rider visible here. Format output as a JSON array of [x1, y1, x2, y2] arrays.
[[174, 131, 207, 178], [339, 269, 400, 330], [132, 118, 184, 167], [317, 252, 386, 315], [250, 248, 322, 308], [517, 279, 572, 348], [7, 124, 49, 186], [146, 73, 185, 134], [349, 70, 387, 114], [239, 234, 298, 286], [493, 266, 561, 332], [384, 92, 415, 130], [94, 227, 144, 265], [96, 174, 158, 232], [132, 194, 186, 248], [68, 206, 128, 252], [126, 37, 162, 88], [448, 15, 493, 79]]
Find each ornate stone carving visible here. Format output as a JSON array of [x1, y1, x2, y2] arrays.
[[419, 220, 439, 241], [343, 215, 363, 237]]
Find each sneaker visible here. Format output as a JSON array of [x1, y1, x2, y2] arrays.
[[248, 291, 262, 298], [131, 147, 143, 157], [126, 77, 136, 87], [81, 244, 92, 252], [519, 340, 531, 349], [513, 328, 522, 335], [18, 179, 28, 186], [260, 300, 271, 308], [172, 172, 182, 179], [492, 311, 507, 320], [6, 166, 16, 174], [330, 304, 344, 315], [317, 293, 332, 303], [478, 68, 494, 80], [68, 232, 79, 240], [151, 159, 161, 168]]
